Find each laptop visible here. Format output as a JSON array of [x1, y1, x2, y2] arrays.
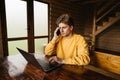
[[16, 47, 63, 72]]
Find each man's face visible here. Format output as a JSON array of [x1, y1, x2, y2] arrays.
[[58, 23, 73, 37]]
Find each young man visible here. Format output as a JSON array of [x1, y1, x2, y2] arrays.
[[45, 14, 90, 65]]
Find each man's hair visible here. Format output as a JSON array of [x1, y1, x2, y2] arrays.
[[56, 14, 74, 26]]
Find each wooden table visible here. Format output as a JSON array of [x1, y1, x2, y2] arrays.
[[0, 54, 115, 80]]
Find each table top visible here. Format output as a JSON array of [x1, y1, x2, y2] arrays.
[[0, 53, 115, 80]]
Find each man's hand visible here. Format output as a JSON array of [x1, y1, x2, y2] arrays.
[[48, 56, 64, 64], [52, 27, 60, 41]]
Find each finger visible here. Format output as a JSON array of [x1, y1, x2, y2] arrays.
[[49, 59, 56, 63], [48, 57, 53, 62], [55, 27, 60, 33], [49, 57, 55, 62]]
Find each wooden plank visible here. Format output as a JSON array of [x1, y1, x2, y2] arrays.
[[95, 15, 120, 36], [97, 1, 114, 16], [90, 51, 120, 75], [96, 2, 120, 22], [91, 9, 96, 50]]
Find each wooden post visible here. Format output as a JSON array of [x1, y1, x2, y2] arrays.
[[91, 7, 97, 51]]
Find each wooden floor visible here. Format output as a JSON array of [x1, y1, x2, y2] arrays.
[[0, 54, 117, 80]]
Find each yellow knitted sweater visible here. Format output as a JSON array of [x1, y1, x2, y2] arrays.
[[45, 34, 90, 65]]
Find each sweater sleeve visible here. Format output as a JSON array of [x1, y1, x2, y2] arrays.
[[64, 37, 90, 65], [45, 40, 56, 56]]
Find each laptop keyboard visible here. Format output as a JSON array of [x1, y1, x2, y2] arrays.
[[36, 58, 61, 72], [37, 59, 50, 68]]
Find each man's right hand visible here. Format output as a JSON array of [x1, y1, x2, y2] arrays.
[[48, 56, 64, 64], [52, 27, 60, 41]]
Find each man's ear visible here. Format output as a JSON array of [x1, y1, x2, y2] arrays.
[[70, 26, 73, 30]]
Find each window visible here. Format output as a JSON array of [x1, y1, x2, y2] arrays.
[[34, 1, 48, 53], [5, 0, 49, 55], [5, 0, 28, 55]]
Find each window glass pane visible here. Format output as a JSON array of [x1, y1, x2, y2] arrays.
[[5, 0, 27, 38], [35, 38, 48, 53], [8, 40, 28, 55], [34, 1, 48, 36]]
